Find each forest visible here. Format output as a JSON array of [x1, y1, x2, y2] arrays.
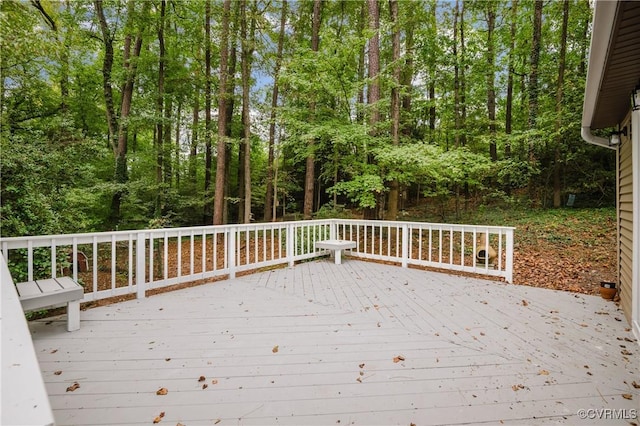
[[0, 0, 616, 238]]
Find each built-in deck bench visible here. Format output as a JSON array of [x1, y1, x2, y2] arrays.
[[1, 256, 56, 426], [16, 277, 83, 332], [314, 239, 357, 265]]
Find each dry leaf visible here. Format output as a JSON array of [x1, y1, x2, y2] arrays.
[[511, 384, 524, 391], [160, 412, 165, 418], [272, 345, 279, 353], [202, 384, 208, 389], [521, 300, 529, 307], [165, 358, 171, 361], [359, 363, 365, 368], [198, 376, 206, 382], [50, 349, 58, 354], [622, 394, 633, 400], [632, 381, 640, 389], [211, 379, 218, 385], [153, 416, 161, 424], [214, 420, 221, 425], [156, 387, 168, 395], [538, 370, 550, 376], [66, 382, 80, 392], [54, 370, 62, 375], [356, 377, 362, 383], [177, 423, 185, 426], [621, 349, 633, 356], [393, 355, 405, 363]]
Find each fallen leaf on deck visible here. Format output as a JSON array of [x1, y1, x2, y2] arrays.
[[177, 423, 185, 426], [580, 323, 588, 327], [622, 394, 633, 400], [54, 370, 62, 375], [632, 381, 640, 389], [66, 382, 80, 392], [359, 363, 365, 368], [165, 358, 171, 361], [615, 317, 622, 322], [214, 420, 221, 425], [538, 370, 550, 375], [51, 349, 58, 354], [621, 349, 633, 356], [356, 377, 362, 383], [156, 387, 168, 395], [272, 345, 279, 353], [211, 379, 218, 385], [202, 384, 208, 389], [198, 376, 206, 382], [521, 300, 529, 307], [511, 384, 524, 391], [153, 416, 161, 424], [393, 355, 405, 363]]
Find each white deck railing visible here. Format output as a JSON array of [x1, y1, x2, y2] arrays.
[[1, 219, 514, 304]]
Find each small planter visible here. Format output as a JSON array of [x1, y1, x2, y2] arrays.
[[600, 281, 617, 300]]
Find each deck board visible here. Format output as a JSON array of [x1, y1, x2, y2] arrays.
[[29, 260, 638, 425]]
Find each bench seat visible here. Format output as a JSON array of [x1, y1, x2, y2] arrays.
[[314, 240, 357, 265], [16, 277, 83, 331]]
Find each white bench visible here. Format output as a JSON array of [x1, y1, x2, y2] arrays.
[[16, 277, 83, 332], [314, 240, 357, 265], [2, 256, 56, 426]]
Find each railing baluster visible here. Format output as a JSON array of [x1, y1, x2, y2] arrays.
[[111, 235, 116, 291], [51, 240, 57, 278]]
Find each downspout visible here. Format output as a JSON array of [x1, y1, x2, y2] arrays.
[[581, 126, 615, 150]]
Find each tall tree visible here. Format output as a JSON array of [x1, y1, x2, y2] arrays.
[[213, 0, 232, 225], [303, 0, 322, 219], [155, 0, 166, 217], [204, 0, 213, 223], [528, 0, 542, 158], [240, 0, 256, 223], [366, 0, 380, 219], [553, 0, 569, 208], [95, 0, 148, 227], [386, 0, 400, 220], [265, 0, 287, 222], [485, 1, 497, 162], [505, 0, 517, 158]]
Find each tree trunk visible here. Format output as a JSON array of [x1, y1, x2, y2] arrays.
[[95, 0, 147, 227], [486, 1, 497, 162], [402, 5, 415, 137], [386, 0, 400, 221], [240, 0, 256, 224], [265, 0, 287, 222], [528, 0, 543, 201], [203, 0, 213, 223], [155, 0, 166, 217], [453, 0, 461, 148], [303, 0, 322, 219], [189, 79, 199, 189], [365, 0, 380, 220], [553, 0, 568, 208], [505, 0, 517, 158], [213, 0, 232, 225]]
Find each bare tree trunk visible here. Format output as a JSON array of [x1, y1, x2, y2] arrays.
[[303, 0, 322, 219], [387, 0, 400, 221], [553, 0, 568, 208], [453, 0, 461, 148], [486, 1, 497, 162], [402, 5, 415, 137], [265, 0, 287, 222], [528, 0, 543, 201], [95, 0, 147, 227], [240, 0, 256, 224], [356, 3, 366, 125], [365, 0, 380, 220], [213, 0, 232, 225], [155, 0, 166, 217], [189, 79, 199, 188], [203, 0, 212, 223], [505, 0, 517, 159]]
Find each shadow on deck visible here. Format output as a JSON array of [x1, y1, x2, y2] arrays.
[[30, 259, 638, 425]]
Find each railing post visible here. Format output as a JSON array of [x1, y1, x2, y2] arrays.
[[401, 224, 409, 268], [330, 219, 337, 240], [136, 232, 146, 299], [505, 228, 514, 283], [287, 223, 295, 267], [228, 227, 237, 279]]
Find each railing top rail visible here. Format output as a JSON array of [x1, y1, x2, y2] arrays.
[[0, 218, 514, 244], [331, 218, 515, 231]]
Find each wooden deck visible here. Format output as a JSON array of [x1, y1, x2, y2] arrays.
[[29, 260, 638, 425]]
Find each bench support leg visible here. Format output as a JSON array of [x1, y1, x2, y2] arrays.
[[335, 249, 342, 265], [67, 300, 80, 332]]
